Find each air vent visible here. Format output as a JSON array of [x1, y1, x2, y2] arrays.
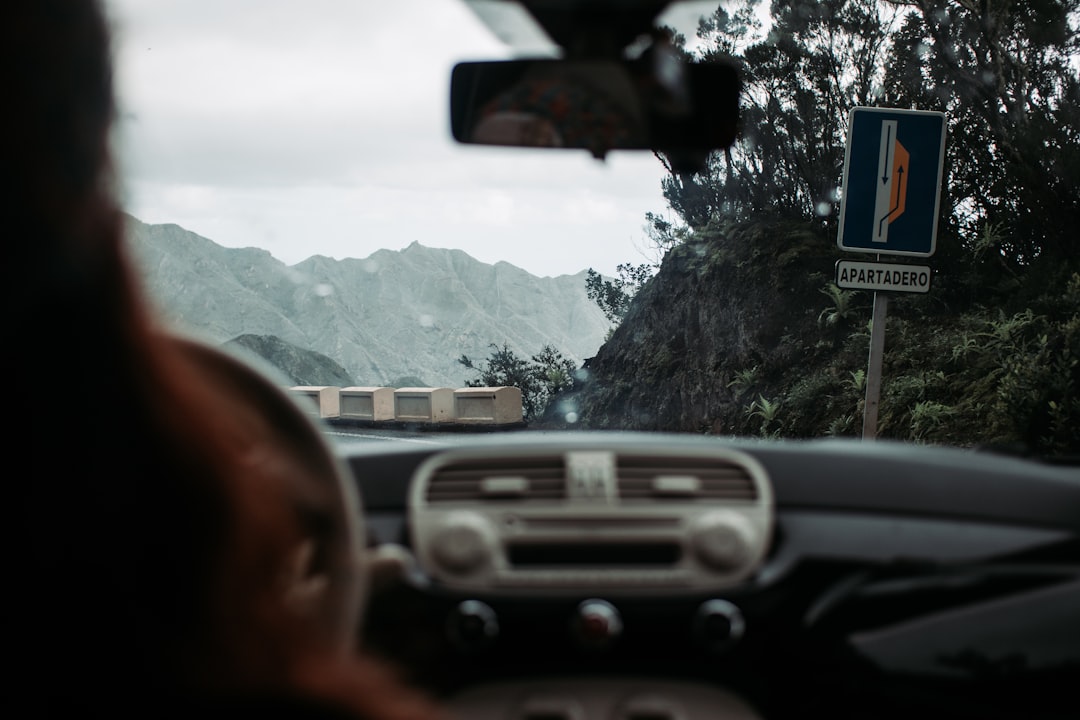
[[617, 455, 758, 501], [425, 455, 566, 503]]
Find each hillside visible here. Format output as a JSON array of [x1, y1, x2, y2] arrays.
[[223, 334, 354, 387], [551, 218, 1079, 456], [124, 216, 610, 387], [555, 219, 840, 432]]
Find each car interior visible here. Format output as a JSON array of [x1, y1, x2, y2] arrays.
[[202, 323, 1078, 720], [349, 430, 1079, 720], [93, 0, 1080, 717], [182, 4, 1080, 718]]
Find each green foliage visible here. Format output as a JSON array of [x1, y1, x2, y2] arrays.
[[532, 344, 577, 397], [727, 365, 760, 399], [575, 4, 1079, 455], [846, 369, 866, 394], [573, 211, 1079, 453], [585, 263, 655, 325], [885, 0, 1080, 271], [766, 271, 1077, 453], [662, 0, 895, 230], [644, 212, 691, 260], [817, 285, 862, 345], [910, 401, 956, 442], [745, 394, 783, 438], [971, 221, 1006, 262], [652, 0, 1079, 276], [988, 302, 1080, 453], [826, 413, 857, 437], [459, 343, 577, 422]]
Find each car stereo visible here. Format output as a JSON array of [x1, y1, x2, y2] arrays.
[[409, 445, 773, 595]]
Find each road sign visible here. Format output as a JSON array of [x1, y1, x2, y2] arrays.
[[837, 107, 946, 257], [835, 260, 932, 294]]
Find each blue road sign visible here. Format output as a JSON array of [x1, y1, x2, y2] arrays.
[[837, 107, 946, 257]]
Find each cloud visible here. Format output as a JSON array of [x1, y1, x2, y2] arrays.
[[107, 0, 677, 277]]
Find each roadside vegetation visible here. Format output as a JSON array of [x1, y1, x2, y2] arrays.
[[566, 0, 1079, 456], [459, 344, 577, 422]]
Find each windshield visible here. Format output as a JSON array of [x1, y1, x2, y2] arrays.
[[106, 0, 1079, 458]]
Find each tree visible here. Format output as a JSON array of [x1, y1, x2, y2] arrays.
[[661, 0, 898, 232], [585, 262, 654, 326], [572, 2, 1078, 451], [651, 0, 1078, 285], [883, 0, 1080, 277], [459, 343, 577, 421]]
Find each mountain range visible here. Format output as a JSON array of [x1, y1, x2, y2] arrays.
[[124, 216, 610, 387]]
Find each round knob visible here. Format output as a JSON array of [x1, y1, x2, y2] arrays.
[[573, 599, 622, 650], [690, 511, 754, 572], [430, 512, 493, 575], [693, 598, 745, 653], [447, 599, 499, 652]]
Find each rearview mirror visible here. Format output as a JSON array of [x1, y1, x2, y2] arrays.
[[450, 57, 740, 167]]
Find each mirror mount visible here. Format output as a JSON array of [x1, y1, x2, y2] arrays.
[[517, 0, 673, 60]]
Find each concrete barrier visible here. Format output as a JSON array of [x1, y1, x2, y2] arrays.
[[288, 385, 526, 428], [290, 386, 341, 419], [454, 386, 524, 425], [340, 386, 395, 421], [394, 387, 455, 423]]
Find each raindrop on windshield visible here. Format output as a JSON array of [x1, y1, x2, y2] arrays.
[[419, 314, 434, 328], [364, 260, 379, 274], [565, 411, 579, 424], [573, 368, 590, 382], [314, 283, 334, 297], [815, 201, 832, 217]]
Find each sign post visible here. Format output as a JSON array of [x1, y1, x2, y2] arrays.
[[862, 269, 889, 440], [836, 107, 946, 439]]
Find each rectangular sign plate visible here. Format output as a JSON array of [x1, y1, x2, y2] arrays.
[[835, 260, 932, 294], [837, 107, 946, 257]]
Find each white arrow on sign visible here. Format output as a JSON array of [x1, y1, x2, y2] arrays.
[[873, 120, 910, 244]]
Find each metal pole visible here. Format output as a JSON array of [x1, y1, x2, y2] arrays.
[[862, 290, 888, 440]]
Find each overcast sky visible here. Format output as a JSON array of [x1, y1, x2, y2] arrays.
[[104, 0, 719, 277]]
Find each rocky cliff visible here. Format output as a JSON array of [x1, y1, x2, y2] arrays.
[[554, 217, 1079, 454], [551, 219, 848, 433]]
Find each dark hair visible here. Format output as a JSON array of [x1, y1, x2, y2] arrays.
[[9, 3, 436, 716]]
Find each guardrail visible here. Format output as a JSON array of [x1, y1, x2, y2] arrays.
[[289, 385, 525, 429]]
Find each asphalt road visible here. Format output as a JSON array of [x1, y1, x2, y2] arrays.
[[325, 427, 456, 447]]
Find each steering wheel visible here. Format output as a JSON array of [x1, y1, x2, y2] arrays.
[[170, 335, 367, 655]]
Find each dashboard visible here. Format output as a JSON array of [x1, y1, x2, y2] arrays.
[[343, 432, 1080, 720]]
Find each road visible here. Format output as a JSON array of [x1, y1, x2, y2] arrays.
[[325, 427, 458, 448]]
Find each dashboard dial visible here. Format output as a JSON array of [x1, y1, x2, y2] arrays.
[[430, 511, 495, 574]]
